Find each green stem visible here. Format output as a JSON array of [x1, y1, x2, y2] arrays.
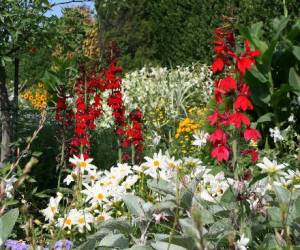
[[168, 172, 180, 250]]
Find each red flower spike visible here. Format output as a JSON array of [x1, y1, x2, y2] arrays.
[[211, 144, 230, 161], [212, 57, 225, 73], [244, 128, 261, 142], [229, 112, 250, 128], [207, 111, 219, 126], [218, 76, 237, 93], [209, 128, 228, 145], [234, 95, 253, 111]]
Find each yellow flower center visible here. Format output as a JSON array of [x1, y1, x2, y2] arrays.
[[97, 192, 105, 200], [153, 160, 160, 167], [65, 218, 72, 225], [79, 161, 87, 168], [96, 215, 105, 222], [168, 162, 177, 169], [267, 165, 277, 174], [78, 216, 85, 225]]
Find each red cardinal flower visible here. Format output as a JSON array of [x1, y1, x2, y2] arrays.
[[244, 128, 261, 142], [218, 76, 237, 93], [212, 57, 225, 73], [239, 84, 251, 96], [209, 128, 228, 144], [242, 148, 259, 162], [207, 111, 219, 126], [234, 95, 253, 111], [236, 40, 261, 75], [211, 144, 230, 161], [229, 112, 250, 128]]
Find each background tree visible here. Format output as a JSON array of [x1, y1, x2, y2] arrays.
[[95, 0, 300, 69], [0, 0, 52, 166]]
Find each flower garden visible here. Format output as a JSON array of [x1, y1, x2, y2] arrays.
[[0, 1, 300, 249]]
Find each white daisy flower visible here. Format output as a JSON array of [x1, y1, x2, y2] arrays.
[[81, 182, 109, 206], [192, 130, 209, 147], [42, 192, 63, 222], [69, 154, 97, 173], [57, 208, 79, 230], [257, 157, 287, 177]]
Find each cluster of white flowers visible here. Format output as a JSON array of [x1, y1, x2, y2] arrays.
[[269, 127, 284, 143], [97, 64, 213, 129], [42, 150, 236, 233]]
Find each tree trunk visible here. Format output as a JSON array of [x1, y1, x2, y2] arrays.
[[0, 64, 12, 167], [12, 58, 19, 146]]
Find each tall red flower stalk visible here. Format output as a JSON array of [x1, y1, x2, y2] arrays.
[[124, 109, 144, 164], [69, 65, 103, 159], [208, 25, 261, 164], [104, 60, 127, 162]]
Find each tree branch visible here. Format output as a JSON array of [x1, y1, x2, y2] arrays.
[[51, 0, 93, 7]]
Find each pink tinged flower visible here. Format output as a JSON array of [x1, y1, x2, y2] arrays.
[[211, 144, 230, 161], [244, 128, 261, 142], [234, 95, 253, 111]]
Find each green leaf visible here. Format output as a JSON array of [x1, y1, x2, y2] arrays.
[[256, 113, 274, 124], [154, 234, 194, 250], [180, 181, 196, 210], [292, 46, 300, 61], [127, 246, 153, 250], [99, 219, 132, 234], [123, 194, 145, 217], [249, 173, 268, 186], [208, 218, 231, 236], [151, 241, 187, 250], [221, 188, 235, 203], [289, 67, 300, 95], [273, 186, 291, 205], [0, 209, 19, 246], [294, 197, 300, 219], [76, 239, 96, 250], [99, 233, 129, 248], [267, 207, 282, 228], [192, 208, 214, 225], [147, 179, 175, 196]]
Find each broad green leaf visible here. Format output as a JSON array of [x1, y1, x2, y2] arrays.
[[256, 113, 274, 124], [192, 208, 214, 225], [267, 207, 282, 228], [99, 218, 132, 234], [180, 180, 196, 210], [76, 239, 96, 250], [154, 234, 194, 250], [289, 67, 300, 95], [292, 46, 300, 61], [179, 218, 198, 239], [151, 241, 187, 250], [220, 188, 235, 203], [0, 209, 19, 246], [126, 246, 153, 250], [208, 218, 230, 236], [99, 233, 129, 248], [273, 185, 291, 205], [123, 194, 145, 217], [147, 179, 175, 196]]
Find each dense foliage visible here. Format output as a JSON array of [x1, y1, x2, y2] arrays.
[[95, 0, 300, 69]]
